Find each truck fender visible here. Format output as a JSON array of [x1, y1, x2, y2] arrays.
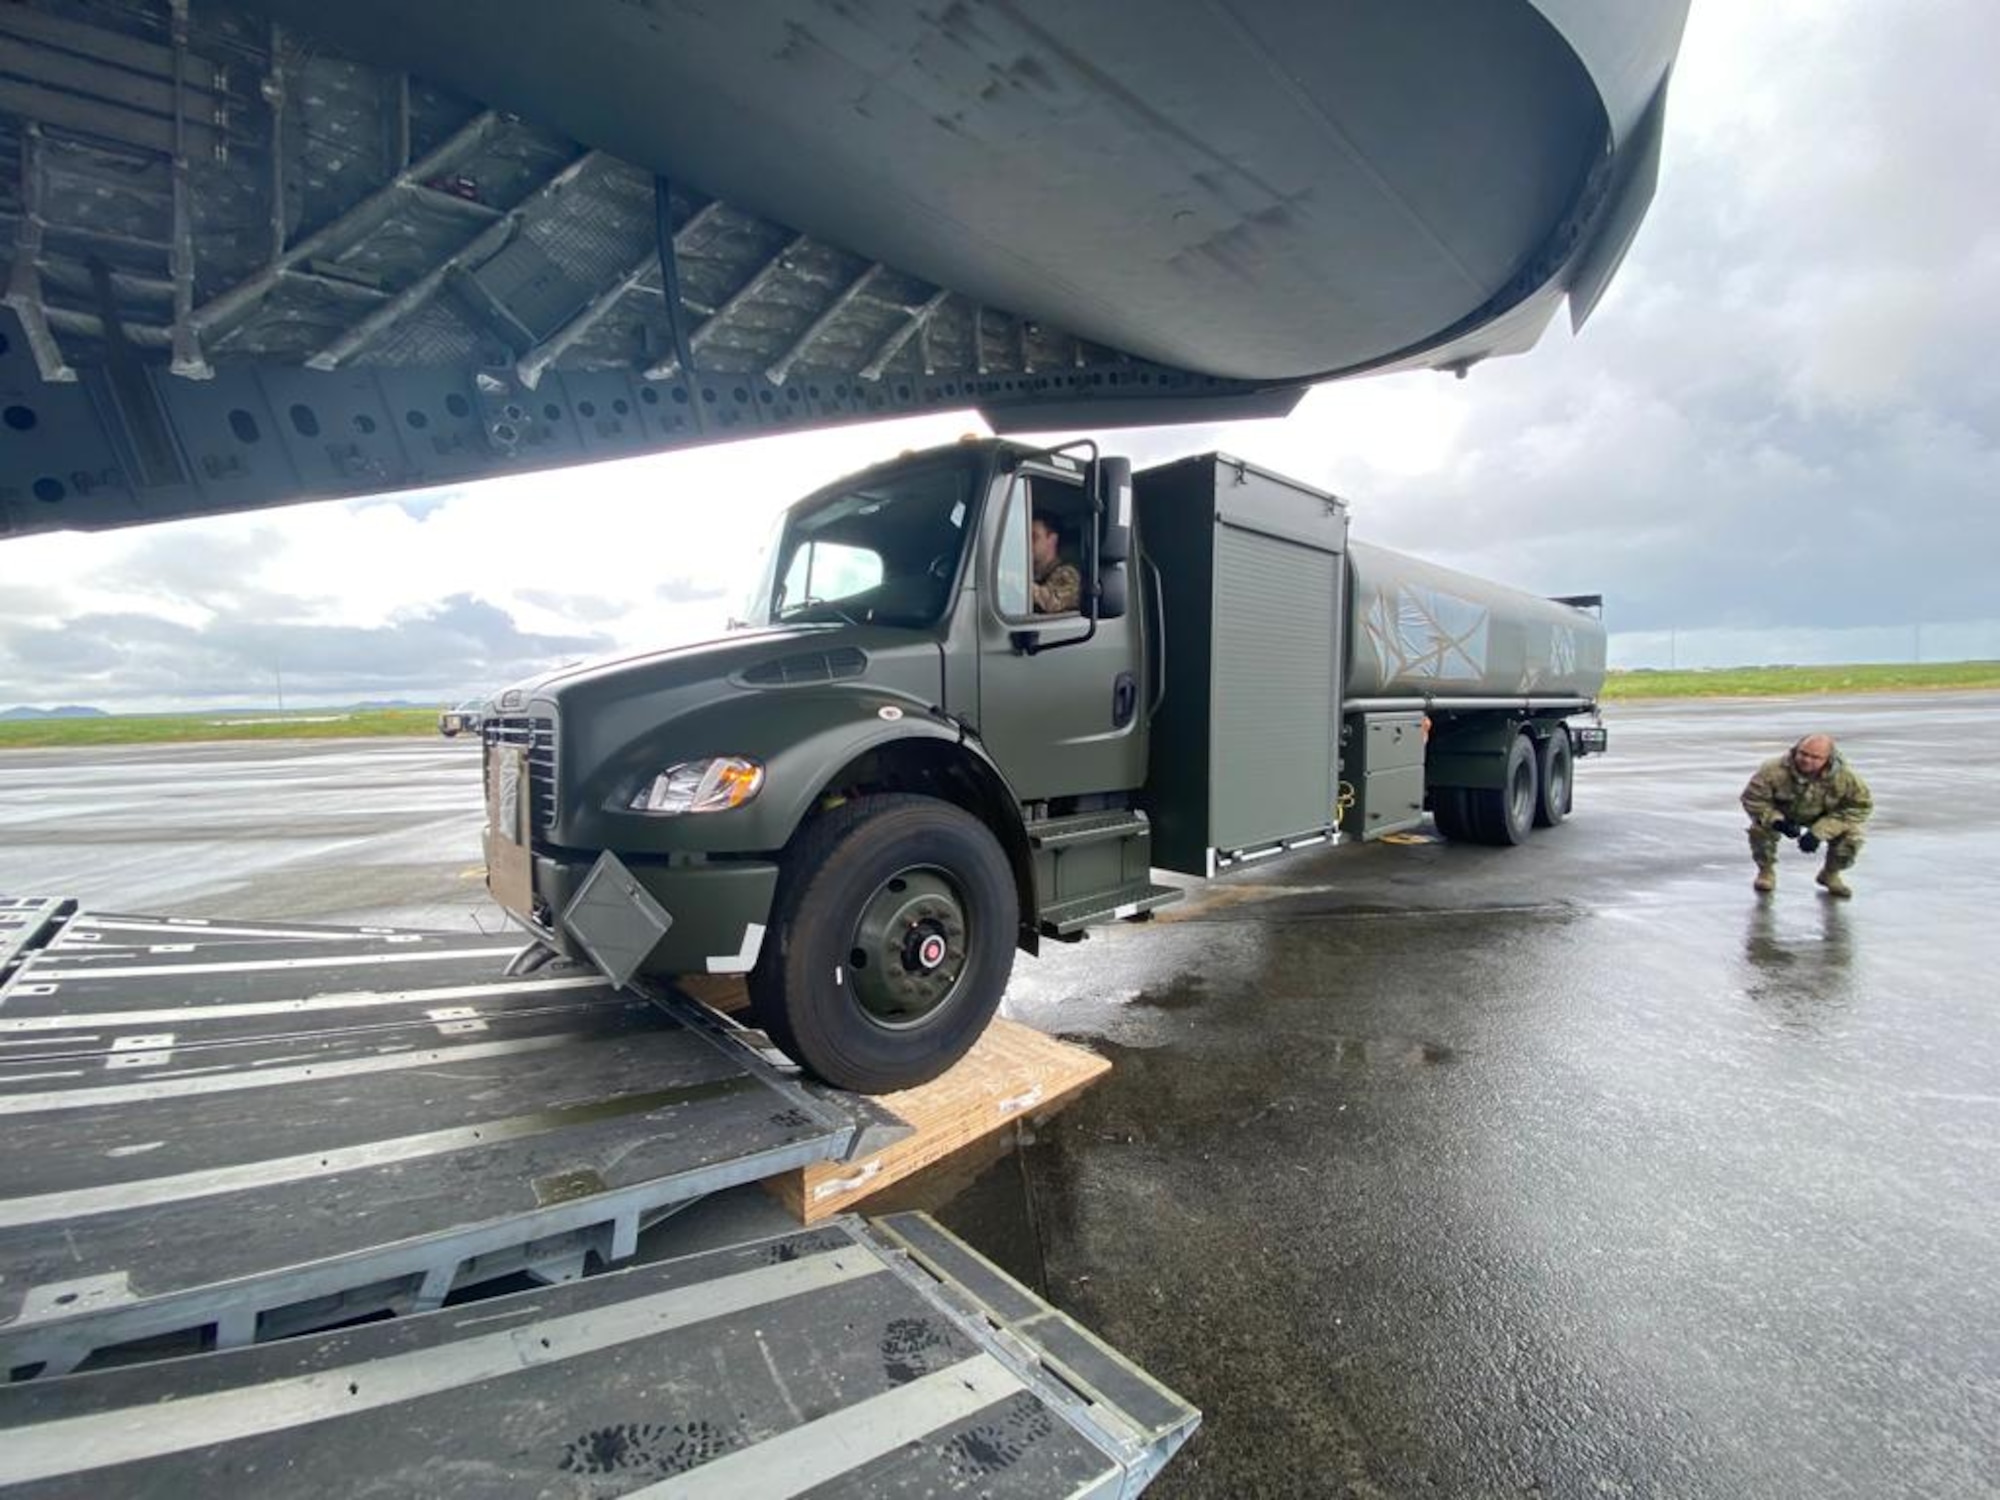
[[576, 687, 991, 857], [1424, 715, 1529, 791], [808, 731, 1040, 955]]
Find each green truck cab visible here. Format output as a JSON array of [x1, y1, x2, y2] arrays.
[[485, 439, 1606, 1092]]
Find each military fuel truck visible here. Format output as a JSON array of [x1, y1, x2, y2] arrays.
[[483, 440, 1606, 1092]]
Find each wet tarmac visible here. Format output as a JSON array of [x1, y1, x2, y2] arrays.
[[3, 695, 1995, 1498], [0, 737, 499, 931]]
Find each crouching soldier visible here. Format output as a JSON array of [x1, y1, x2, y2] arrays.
[[1741, 733, 1873, 898]]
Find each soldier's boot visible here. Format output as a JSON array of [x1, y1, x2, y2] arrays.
[[1815, 860, 1852, 899], [1748, 827, 1780, 894]]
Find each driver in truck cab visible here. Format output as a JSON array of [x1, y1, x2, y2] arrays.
[[1031, 510, 1081, 613]]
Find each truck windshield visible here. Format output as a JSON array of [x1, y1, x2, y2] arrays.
[[744, 456, 978, 629]]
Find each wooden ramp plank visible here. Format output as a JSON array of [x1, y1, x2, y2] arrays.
[[766, 1018, 1110, 1224]]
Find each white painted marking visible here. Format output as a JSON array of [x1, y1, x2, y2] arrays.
[[0, 1250, 889, 1487], [0, 975, 609, 1033], [449, 1303, 546, 1331], [705, 922, 767, 974], [16, 1273, 135, 1323], [80, 918, 412, 942], [811, 1161, 883, 1201], [111, 1033, 175, 1052], [0, 1033, 575, 1118], [999, 1083, 1045, 1115], [25, 947, 524, 982], [640, 1353, 1024, 1499], [0, 1037, 97, 1048], [108, 1033, 177, 1068]]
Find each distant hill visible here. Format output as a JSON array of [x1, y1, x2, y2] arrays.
[[0, 705, 108, 720]]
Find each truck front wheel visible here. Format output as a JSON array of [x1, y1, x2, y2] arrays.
[[748, 794, 1019, 1094]]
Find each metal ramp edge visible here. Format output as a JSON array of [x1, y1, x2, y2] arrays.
[[0, 899, 71, 985], [873, 1211, 1201, 1493], [0, 901, 884, 1381]]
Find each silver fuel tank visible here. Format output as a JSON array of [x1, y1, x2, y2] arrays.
[[1343, 541, 1606, 702]]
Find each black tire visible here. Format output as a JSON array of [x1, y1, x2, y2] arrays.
[[1430, 786, 1476, 843], [748, 794, 1018, 1093], [1469, 732, 1539, 846], [1534, 728, 1572, 829]]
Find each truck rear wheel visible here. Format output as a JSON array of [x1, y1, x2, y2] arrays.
[[1430, 786, 1476, 843], [1470, 732, 1539, 846], [748, 794, 1018, 1094], [1534, 728, 1572, 828]]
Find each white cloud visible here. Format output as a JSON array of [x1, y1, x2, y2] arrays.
[[0, 412, 987, 710]]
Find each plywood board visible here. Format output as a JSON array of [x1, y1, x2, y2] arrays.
[[676, 973, 751, 1013], [766, 1019, 1110, 1224]]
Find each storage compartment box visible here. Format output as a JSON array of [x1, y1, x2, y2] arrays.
[[1340, 711, 1427, 841], [1137, 454, 1350, 875]]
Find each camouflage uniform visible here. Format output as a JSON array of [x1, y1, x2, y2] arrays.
[[1740, 745, 1872, 877], [1033, 559, 1081, 614]]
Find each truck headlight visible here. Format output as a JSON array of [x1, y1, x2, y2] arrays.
[[629, 757, 765, 815]]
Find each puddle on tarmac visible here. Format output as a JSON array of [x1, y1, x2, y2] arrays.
[[863, 1123, 1049, 1293]]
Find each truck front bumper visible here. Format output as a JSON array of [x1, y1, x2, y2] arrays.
[[490, 840, 779, 986]]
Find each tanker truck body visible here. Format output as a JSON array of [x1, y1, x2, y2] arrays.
[[483, 442, 1605, 1092]]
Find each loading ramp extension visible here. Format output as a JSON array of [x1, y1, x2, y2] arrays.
[[0, 899, 1195, 1495]]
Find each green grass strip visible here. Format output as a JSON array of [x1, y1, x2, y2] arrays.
[[0, 708, 446, 749], [1603, 661, 2000, 700]]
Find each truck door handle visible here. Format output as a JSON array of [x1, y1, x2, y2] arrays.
[[1144, 554, 1166, 717], [1113, 672, 1137, 729]]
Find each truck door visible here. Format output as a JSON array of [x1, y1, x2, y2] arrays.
[[972, 464, 1146, 800]]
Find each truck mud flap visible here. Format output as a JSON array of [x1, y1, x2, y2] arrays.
[[561, 850, 675, 988]]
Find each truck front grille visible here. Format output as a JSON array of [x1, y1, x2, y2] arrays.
[[483, 713, 558, 834]]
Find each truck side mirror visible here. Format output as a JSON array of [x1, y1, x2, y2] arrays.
[[1099, 458, 1133, 563], [1097, 563, 1129, 620]]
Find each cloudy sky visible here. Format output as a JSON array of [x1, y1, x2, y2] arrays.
[[3, 0, 1995, 712]]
